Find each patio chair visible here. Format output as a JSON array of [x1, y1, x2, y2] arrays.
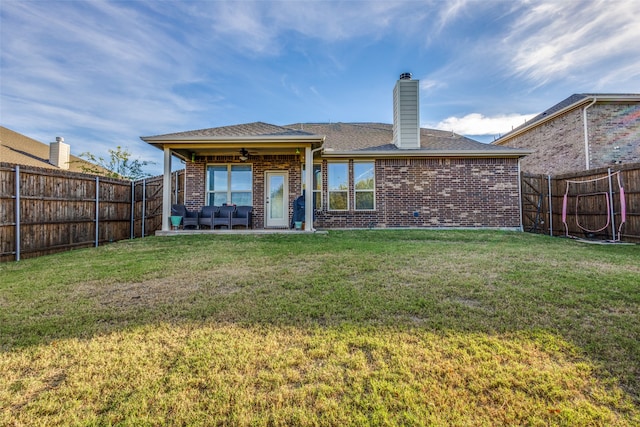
[[198, 205, 219, 229], [231, 206, 253, 229], [171, 204, 200, 229], [213, 205, 236, 229]]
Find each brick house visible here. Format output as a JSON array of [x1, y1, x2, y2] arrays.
[[0, 126, 100, 173], [142, 74, 530, 232], [492, 94, 640, 175]]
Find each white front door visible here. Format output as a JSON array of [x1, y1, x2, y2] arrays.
[[265, 171, 288, 227]]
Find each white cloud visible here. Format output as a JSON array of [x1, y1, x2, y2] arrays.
[[434, 0, 471, 33], [504, 0, 640, 85], [420, 79, 447, 92], [430, 113, 538, 136], [194, 1, 460, 54]]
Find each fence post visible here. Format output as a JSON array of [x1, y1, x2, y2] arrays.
[[95, 176, 100, 247], [141, 178, 146, 237], [130, 180, 135, 239], [15, 165, 21, 261], [547, 175, 553, 237]]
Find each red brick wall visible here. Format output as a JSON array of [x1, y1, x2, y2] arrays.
[[184, 156, 522, 229], [313, 158, 522, 229], [500, 103, 639, 175], [184, 160, 206, 212], [588, 103, 640, 168]]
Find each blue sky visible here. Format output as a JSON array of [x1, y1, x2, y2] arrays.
[[2, 0, 639, 176]]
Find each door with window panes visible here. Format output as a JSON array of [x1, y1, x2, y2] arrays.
[[265, 171, 288, 227]]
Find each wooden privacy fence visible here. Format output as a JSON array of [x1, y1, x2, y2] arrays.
[[521, 164, 640, 243], [0, 163, 184, 262]]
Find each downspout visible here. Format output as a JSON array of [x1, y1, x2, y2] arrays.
[[517, 159, 523, 232], [304, 142, 325, 232], [582, 97, 597, 170]]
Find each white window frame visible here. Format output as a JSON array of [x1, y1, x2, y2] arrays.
[[327, 162, 349, 211], [302, 162, 322, 210], [353, 161, 375, 211], [206, 164, 253, 206]]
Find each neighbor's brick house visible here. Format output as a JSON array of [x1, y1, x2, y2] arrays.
[[0, 126, 103, 173], [493, 94, 640, 175], [143, 75, 530, 231]]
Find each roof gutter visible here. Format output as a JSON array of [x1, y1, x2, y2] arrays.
[[321, 149, 532, 158], [141, 135, 324, 148], [582, 97, 597, 170]]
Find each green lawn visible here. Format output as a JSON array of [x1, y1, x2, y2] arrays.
[[1, 230, 639, 426]]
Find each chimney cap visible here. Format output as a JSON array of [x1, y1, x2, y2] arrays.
[[399, 72, 412, 80]]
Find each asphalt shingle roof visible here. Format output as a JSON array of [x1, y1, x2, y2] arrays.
[[146, 121, 522, 155], [285, 122, 519, 153], [143, 122, 316, 139], [0, 126, 96, 172]]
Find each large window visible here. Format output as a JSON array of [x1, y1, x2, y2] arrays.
[[328, 162, 348, 210], [207, 164, 252, 206], [354, 162, 375, 210], [302, 163, 322, 209]]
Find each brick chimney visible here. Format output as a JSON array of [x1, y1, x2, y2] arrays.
[[393, 73, 420, 149], [49, 136, 70, 169]]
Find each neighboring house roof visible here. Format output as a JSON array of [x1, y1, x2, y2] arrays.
[[0, 126, 99, 173], [494, 93, 640, 144], [143, 121, 530, 158]]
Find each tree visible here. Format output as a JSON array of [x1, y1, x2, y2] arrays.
[[78, 146, 154, 180]]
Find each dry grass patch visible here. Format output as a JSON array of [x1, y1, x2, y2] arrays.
[[1, 323, 638, 426]]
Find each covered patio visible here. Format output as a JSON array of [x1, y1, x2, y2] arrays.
[[141, 123, 325, 233]]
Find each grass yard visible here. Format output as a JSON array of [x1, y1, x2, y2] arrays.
[[1, 230, 639, 426]]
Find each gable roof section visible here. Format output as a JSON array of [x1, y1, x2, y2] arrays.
[[143, 122, 529, 158], [142, 122, 317, 140], [0, 126, 96, 173], [142, 122, 326, 161], [494, 93, 640, 145]]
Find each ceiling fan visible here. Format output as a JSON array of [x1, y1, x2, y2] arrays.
[[237, 147, 261, 161]]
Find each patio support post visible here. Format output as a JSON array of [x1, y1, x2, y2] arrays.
[[162, 146, 172, 231], [304, 146, 314, 231]]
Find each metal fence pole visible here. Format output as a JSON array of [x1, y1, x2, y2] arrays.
[[130, 180, 135, 239], [95, 176, 100, 247], [15, 165, 21, 261], [141, 178, 146, 237]]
